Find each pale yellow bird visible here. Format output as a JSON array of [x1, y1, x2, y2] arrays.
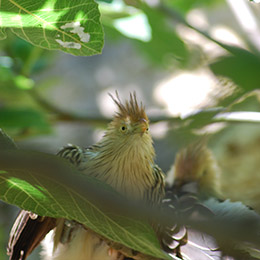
[[8, 94, 233, 260], [7, 92, 165, 260]]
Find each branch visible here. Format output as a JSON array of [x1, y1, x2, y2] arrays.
[[28, 88, 184, 125], [29, 89, 111, 125], [29, 89, 260, 130], [156, 2, 259, 55]]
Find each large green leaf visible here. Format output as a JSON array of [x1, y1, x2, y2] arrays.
[[0, 143, 171, 259], [164, 0, 221, 14], [0, 0, 104, 56], [138, 6, 189, 67], [210, 47, 260, 92], [182, 108, 225, 129]]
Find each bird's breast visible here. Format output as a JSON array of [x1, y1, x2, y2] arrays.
[[83, 148, 155, 201]]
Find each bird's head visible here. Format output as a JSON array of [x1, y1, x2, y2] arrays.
[[101, 91, 154, 161], [172, 143, 221, 198], [107, 91, 150, 137]]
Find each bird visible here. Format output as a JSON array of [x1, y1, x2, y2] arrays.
[[8, 93, 245, 260], [169, 142, 221, 199], [7, 92, 165, 260], [165, 142, 260, 260]]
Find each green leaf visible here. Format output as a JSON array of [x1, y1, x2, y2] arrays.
[[228, 93, 260, 112], [97, 0, 114, 3], [0, 107, 50, 130], [165, 0, 222, 14], [183, 108, 224, 129], [210, 48, 260, 92], [0, 0, 104, 56], [138, 6, 189, 67], [0, 150, 171, 260]]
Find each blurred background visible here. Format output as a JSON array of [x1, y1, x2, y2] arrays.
[[1, 0, 260, 259]]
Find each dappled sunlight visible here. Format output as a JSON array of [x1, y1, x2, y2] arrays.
[[176, 24, 226, 58], [215, 111, 260, 122], [227, 0, 260, 50], [210, 26, 246, 47], [187, 9, 209, 30], [150, 122, 168, 139], [154, 70, 216, 117], [2, 0, 260, 258], [6, 176, 48, 201], [97, 88, 118, 118]]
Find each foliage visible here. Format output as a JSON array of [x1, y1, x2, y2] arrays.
[[0, 132, 169, 259], [0, 0, 260, 259], [210, 47, 260, 92], [0, 0, 103, 56], [0, 0, 259, 139]]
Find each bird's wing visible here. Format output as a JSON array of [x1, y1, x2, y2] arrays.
[[7, 210, 56, 260], [56, 143, 85, 166], [149, 165, 222, 260], [149, 165, 165, 204]]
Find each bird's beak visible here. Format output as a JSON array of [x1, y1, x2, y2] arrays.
[[139, 118, 148, 136]]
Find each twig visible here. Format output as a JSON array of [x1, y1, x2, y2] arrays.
[[28, 88, 183, 125], [30, 89, 260, 128], [157, 2, 259, 55]]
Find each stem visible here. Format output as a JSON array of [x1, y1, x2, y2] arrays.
[[156, 1, 259, 55], [28, 89, 111, 125]]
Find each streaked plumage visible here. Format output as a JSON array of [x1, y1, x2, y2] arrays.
[[9, 94, 245, 260], [7, 92, 165, 260]]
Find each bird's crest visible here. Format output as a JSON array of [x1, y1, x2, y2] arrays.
[[109, 91, 148, 123]]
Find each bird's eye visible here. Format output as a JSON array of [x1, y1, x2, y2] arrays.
[[120, 125, 127, 132]]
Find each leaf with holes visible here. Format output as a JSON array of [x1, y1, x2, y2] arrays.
[[0, 0, 104, 56], [0, 148, 171, 260]]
